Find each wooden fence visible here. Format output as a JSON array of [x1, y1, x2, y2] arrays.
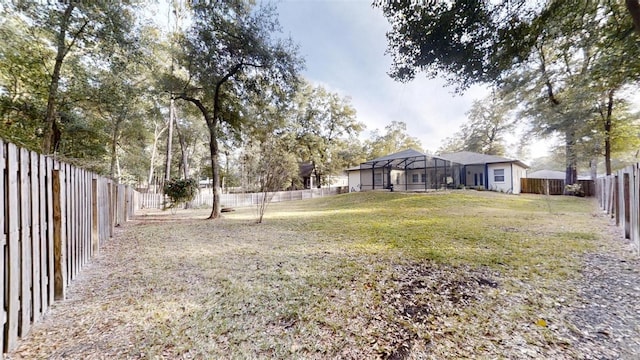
[[0, 139, 138, 353], [138, 186, 348, 209], [597, 164, 640, 253], [521, 178, 595, 197]]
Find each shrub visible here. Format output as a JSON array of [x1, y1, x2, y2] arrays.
[[565, 183, 584, 197], [163, 178, 199, 208]]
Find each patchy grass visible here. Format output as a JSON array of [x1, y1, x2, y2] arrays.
[[8, 190, 609, 359]]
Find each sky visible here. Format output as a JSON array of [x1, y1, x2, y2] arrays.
[[275, 0, 495, 154], [149, 0, 551, 161]]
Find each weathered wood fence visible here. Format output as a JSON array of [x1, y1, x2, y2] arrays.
[[597, 164, 640, 253], [138, 186, 348, 209], [521, 178, 595, 197], [0, 139, 138, 353]]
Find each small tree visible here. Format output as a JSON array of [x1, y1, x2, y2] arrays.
[[255, 141, 297, 224], [163, 178, 198, 210]]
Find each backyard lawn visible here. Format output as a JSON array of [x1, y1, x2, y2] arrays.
[[6, 190, 632, 359]]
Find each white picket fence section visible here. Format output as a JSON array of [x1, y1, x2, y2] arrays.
[[138, 187, 349, 209]]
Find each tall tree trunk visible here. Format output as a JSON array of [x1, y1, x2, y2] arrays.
[[208, 125, 221, 219], [175, 122, 190, 179], [42, 4, 74, 154], [147, 121, 167, 192], [604, 89, 615, 175], [110, 118, 122, 182], [176, 122, 191, 209], [627, 0, 640, 34], [565, 130, 577, 192]]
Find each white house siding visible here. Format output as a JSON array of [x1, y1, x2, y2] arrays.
[[487, 162, 526, 194], [348, 170, 361, 192], [511, 164, 526, 194]]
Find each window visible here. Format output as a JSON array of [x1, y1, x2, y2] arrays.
[[494, 169, 505, 182], [412, 174, 419, 183], [374, 173, 383, 186], [420, 173, 426, 183]]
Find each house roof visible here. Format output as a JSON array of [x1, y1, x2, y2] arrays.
[[299, 163, 314, 177], [527, 170, 565, 179], [528, 169, 592, 180], [438, 151, 529, 168]]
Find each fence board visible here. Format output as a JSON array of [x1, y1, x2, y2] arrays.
[[45, 158, 54, 307], [38, 154, 48, 317], [0, 140, 5, 352], [19, 148, 32, 336], [53, 168, 66, 301], [6, 143, 20, 352], [29, 152, 41, 324]]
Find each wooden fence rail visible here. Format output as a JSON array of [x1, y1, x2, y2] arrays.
[[0, 139, 138, 353], [597, 164, 640, 254]]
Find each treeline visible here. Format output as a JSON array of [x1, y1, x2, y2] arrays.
[[379, 0, 640, 182], [0, 1, 423, 218]]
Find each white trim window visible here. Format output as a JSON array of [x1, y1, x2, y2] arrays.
[[412, 174, 419, 183], [494, 169, 505, 182]]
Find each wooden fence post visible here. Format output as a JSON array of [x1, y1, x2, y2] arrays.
[[624, 172, 631, 239], [53, 169, 67, 301]]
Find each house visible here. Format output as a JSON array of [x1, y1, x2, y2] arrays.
[[347, 149, 529, 194], [438, 151, 529, 194], [298, 162, 349, 189], [347, 149, 464, 192]]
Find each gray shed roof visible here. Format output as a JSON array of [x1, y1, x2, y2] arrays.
[[527, 170, 565, 179], [528, 169, 592, 180], [438, 151, 529, 168]]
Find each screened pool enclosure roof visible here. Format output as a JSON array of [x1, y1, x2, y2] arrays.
[[358, 149, 458, 170]]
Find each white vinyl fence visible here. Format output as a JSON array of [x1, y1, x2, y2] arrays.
[[138, 187, 348, 209]]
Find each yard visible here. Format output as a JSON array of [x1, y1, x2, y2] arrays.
[[7, 191, 640, 359]]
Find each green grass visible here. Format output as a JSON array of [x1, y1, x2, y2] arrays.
[[267, 191, 599, 277], [9, 190, 608, 359]]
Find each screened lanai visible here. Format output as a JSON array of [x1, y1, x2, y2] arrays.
[[357, 149, 464, 191]]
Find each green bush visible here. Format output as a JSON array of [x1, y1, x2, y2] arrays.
[[163, 178, 199, 207]]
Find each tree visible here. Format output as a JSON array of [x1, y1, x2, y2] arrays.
[[378, 0, 640, 184], [376, 0, 640, 87], [0, 15, 52, 151], [365, 121, 422, 159], [172, 1, 302, 219], [288, 81, 363, 188], [254, 138, 298, 223], [11, 1, 139, 154], [439, 95, 514, 155]]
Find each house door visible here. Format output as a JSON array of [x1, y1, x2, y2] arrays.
[[474, 174, 478, 186]]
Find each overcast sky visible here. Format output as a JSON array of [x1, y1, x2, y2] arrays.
[[276, 0, 491, 154]]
